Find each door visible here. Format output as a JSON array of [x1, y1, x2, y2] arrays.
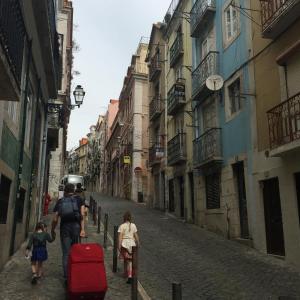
[[295, 172, 300, 225], [179, 176, 185, 218], [233, 162, 249, 238], [154, 174, 160, 209], [262, 177, 285, 256], [161, 172, 166, 211], [169, 179, 175, 212], [189, 172, 195, 223]]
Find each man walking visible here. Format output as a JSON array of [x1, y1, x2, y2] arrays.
[[51, 183, 85, 280]]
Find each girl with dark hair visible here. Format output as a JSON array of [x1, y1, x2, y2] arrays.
[[118, 211, 140, 284], [26, 222, 56, 284]]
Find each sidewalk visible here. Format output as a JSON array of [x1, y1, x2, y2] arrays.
[[0, 213, 132, 300]]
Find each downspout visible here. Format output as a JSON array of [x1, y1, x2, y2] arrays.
[[9, 39, 32, 255], [37, 102, 49, 220], [25, 78, 41, 236]]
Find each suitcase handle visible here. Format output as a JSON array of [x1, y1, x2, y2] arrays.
[[79, 236, 88, 243]]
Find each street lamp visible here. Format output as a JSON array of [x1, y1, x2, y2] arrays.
[[72, 84, 85, 108]]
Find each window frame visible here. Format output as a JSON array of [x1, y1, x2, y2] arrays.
[[223, 1, 240, 48]]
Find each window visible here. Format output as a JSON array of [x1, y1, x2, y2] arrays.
[[295, 172, 300, 225], [194, 105, 201, 139], [0, 174, 12, 224], [5, 101, 19, 123], [228, 78, 241, 115], [175, 66, 183, 82], [224, 4, 239, 43], [205, 172, 221, 209], [16, 188, 26, 223], [202, 98, 217, 131]]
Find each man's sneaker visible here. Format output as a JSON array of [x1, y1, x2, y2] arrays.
[[126, 277, 132, 284], [31, 274, 38, 285]]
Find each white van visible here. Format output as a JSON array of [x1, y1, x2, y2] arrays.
[[59, 174, 85, 192]]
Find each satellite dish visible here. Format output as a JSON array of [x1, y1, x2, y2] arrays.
[[206, 75, 224, 91]]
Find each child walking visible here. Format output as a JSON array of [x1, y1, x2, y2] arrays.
[[118, 211, 139, 284], [26, 222, 56, 284]]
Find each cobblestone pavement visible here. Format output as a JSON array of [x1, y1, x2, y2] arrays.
[[0, 213, 132, 300], [90, 192, 300, 300]]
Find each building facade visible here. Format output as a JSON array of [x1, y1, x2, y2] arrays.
[[48, 0, 73, 200], [249, 0, 300, 267], [118, 40, 149, 203], [146, 23, 167, 210], [0, 0, 62, 268], [164, 0, 194, 222]]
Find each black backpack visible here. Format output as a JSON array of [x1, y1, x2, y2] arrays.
[[58, 196, 81, 222]]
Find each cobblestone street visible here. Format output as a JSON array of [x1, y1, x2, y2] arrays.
[[90, 193, 300, 300], [0, 213, 132, 300]]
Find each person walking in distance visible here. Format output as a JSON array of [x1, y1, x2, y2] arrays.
[[75, 183, 89, 221], [118, 211, 140, 284], [51, 183, 85, 281], [26, 222, 56, 284]]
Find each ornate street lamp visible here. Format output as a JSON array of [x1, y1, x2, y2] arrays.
[[72, 84, 85, 108]]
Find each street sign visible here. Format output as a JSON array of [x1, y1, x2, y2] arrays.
[[124, 156, 131, 164]]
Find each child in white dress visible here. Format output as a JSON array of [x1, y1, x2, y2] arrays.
[[118, 211, 139, 284]]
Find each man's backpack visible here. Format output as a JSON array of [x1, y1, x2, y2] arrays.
[[58, 196, 81, 222]]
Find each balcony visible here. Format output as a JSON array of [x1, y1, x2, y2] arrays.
[[149, 52, 162, 81], [170, 34, 184, 68], [149, 144, 164, 166], [190, 0, 216, 37], [32, 0, 60, 98], [267, 92, 300, 156], [192, 51, 219, 99], [193, 128, 222, 168], [0, 0, 26, 100], [149, 95, 162, 121], [167, 80, 186, 115], [168, 132, 187, 166], [260, 0, 300, 39]]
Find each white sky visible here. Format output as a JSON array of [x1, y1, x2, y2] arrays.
[[67, 0, 170, 150]]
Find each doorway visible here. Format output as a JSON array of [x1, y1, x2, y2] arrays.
[[178, 176, 185, 218], [295, 172, 300, 225], [262, 177, 285, 256], [233, 162, 249, 238], [169, 179, 175, 212], [188, 172, 195, 222]]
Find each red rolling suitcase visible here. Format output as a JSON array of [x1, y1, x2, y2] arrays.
[[68, 243, 107, 300]]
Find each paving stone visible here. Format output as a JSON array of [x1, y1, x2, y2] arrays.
[[0, 213, 133, 300], [89, 192, 300, 300]]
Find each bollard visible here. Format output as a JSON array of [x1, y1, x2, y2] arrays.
[[172, 282, 182, 300], [131, 246, 138, 300], [103, 213, 108, 249], [97, 206, 101, 234], [93, 202, 97, 226], [112, 225, 118, 273]]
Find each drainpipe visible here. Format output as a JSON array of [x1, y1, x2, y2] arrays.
[[164, 41, 169, 212], [9, 39, 32, 255], [37, 104, 49, 221], [25, 78, 41, 236]]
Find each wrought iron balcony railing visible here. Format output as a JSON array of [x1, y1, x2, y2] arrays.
[[149, 144, 164, 166], [267, 92, 300, 151], [0, 0, 26, 87], [190, 0, 216, 37], [170, 34, 184, 68], [192, 51, 218, 99], [193, 127, 222, 167], [260, 0, 300, 38], [149, 95, 162, 121], [149, 52, 162, 81], [167, 80, 186, 115], [168, 132, 187, 165]]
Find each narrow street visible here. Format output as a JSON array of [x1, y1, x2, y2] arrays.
[[90, 193, 300, 300]]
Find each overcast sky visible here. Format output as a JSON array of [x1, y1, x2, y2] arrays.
[[67, 0, 170, 150]]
